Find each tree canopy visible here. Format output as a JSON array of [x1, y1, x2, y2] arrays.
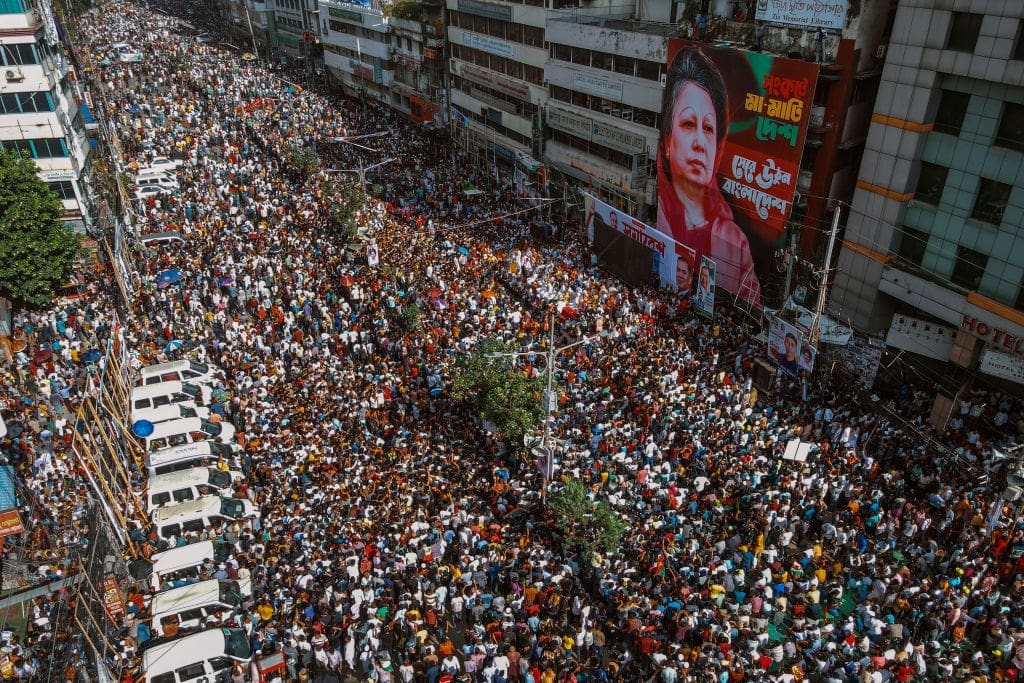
[[548, 478, 628, 567], [0, 149, 80, 308], [451, 338, 545, 449]]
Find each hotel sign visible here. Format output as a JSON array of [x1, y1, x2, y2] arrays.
[[960, 314, 1024, 357]]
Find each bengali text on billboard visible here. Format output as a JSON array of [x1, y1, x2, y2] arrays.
[[584, 193, 695, 294], [656, 39, 818, 307]]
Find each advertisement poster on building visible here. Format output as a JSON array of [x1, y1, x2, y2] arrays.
[[768, 316, 815, 377], [694, 255, 716, 319], [656, 39, 818, 307], [584, 193, 695, 292]]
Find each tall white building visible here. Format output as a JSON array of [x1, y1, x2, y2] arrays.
[[0, 0, 92, 233]]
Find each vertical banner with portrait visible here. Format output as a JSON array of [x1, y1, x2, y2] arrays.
[[768, 316, 816, 377], [366, 241, 379, 268], [656, 39, 818, 308], [584, 193, 695, 292], [694, 255, 716, 319]]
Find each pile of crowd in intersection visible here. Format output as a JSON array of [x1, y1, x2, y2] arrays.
[[3, 2, 1024, 682]]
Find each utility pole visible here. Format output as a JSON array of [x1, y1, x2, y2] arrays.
[[783, 230, 797, 304], [487, 311, 596, 502], [809, 205, 841, 346]]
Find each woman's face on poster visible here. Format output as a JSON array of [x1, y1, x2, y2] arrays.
[[665, 82, 719, 196]]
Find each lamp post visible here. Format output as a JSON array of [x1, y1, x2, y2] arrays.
[[323, 156, 397, 194], [486, 310, 598, 499]]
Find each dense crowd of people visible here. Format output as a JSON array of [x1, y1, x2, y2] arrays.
[[2, 2, 1024, 682]]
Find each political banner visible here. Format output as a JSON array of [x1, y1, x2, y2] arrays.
[[694, 255, 716, 319], [366, 242, 379, 268], [656, 39, 818, 306], [768, 316, 815, 377], [584, 193, 695, 293], [0, 508, 24, 538]]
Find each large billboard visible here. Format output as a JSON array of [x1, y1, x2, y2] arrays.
[[656, 39, 818, 307], [585, 193, 695, 292]]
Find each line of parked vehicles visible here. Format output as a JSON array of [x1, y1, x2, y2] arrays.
[[123, 358, 264, 683]]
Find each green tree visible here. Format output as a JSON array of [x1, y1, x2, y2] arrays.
[[398, 302, 422, 330], [452, 338, 545, 449], [0, 149, 80, 308], [548, 478, 628, 566], [285, 144, 321, 177]]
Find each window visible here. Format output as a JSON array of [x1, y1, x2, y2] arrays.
[[172, 489, 195, 503], [0, 91, 54, 114], [1016, 26, 1024, 61], [0, 43, 37, 66], [933, 89, 970, 136], [0, 137, 67, 159], [151, 492, 171, 507], [176, 663, 207, 681], [971, 178, 1011, 225], [950, 246, 988, 290], [150, 674, 175, 683], [160, 523, 180, 539], [1016, 282, 1024, 312], [898, 226, 929, 266], [46, 180, 74, 201], [182, 519, 206, 533], [994, 102, 1024, 153], [914, 162, 948, 205], [946, 12, 982, 52]]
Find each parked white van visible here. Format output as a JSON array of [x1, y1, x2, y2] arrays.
[[131, 381, 212, 422], [129, 540, 234, 592], [142, 627, 252, 683], [143, 417, 236, 453], [145, 467, 239, 512], [136, 360, 221, 388], [151, 496, 258, 541], [145, 441, 240, 477], [150, 579, 252, 637]]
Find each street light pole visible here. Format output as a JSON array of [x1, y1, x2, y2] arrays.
[[324, 156, 397, 194], [486, 310, 596, 501]]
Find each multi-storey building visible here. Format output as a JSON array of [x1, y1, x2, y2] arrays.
[[445, 0, 549, 165], [830, 0, 1024, 400], [388, 2, 446, 124], [0, 0, 92, 233], [319, 0, 394, 103], [543, 14, 671, 218]]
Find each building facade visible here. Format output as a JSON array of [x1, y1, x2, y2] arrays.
[[445, 0, 549, 166], [320, 0, 394, 103], [830, 0, 1024, 395], [0, 0, 92, 233]]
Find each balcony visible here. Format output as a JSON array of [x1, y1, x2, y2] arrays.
[[0, 5, 42, 31]]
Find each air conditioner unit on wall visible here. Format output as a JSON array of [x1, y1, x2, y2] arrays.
[[5, 68, 25, 82]]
